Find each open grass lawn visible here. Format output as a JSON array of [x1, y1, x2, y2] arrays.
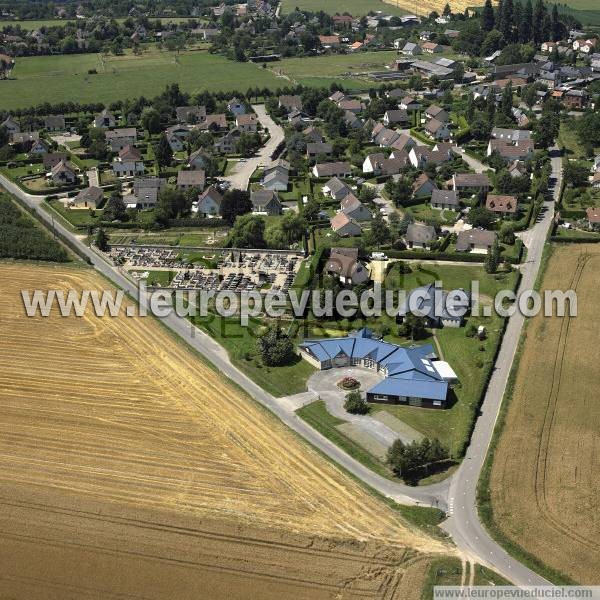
[[0, 48, 282, 111], [0, 16, 203, 30], [280, 0, 407, 15], [278, 51, 398, 84], [558, 120, 590, 162], [407, 202, 457, 226], [129, 269, 176, 287], [44, 199, 102, 228], [192, 313, 316, 397]]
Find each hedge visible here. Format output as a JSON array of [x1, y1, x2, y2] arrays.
[[550, 235, 600, 243], [166, 217, 225, 228]]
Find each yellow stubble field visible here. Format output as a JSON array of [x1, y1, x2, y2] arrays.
[[488, 244, 600, 583], [0, 262, 451, 599]]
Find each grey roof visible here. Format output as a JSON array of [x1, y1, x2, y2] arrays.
[[456, 228, 497, 251], [398, 283, 469, 324], [405, 223, 437, 244], [431, 189, 458, 206]]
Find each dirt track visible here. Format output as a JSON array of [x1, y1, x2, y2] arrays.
[[0, 263, 449, 598], [489, 245, 600, 584]]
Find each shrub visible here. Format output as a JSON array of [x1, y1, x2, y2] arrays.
[[344, 391, 369, 415], [338, 376, 360, 390]]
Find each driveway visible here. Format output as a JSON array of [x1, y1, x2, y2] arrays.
[[452, 147, 492, 174], [221, 104, 285, 190], [308, 367, 423, 446]]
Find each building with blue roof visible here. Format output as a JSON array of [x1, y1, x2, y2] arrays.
[[298, 329, 456, 408]]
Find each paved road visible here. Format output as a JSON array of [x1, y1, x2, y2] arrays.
[[0, 145, 562, 586], [452, 147, 493, 174], [221, 104, 285, 190], [440, 147, 561, 585]]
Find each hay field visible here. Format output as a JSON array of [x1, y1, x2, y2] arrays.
[[488, 244, 600, 584], [382, 0, 482, 15], [0, 262, 449, 599]]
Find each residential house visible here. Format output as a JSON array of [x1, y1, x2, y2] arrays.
[[187, 148, 210, 170], [28, 137, 50, 154], [491, 128, 532, 142], [390, 133, 415, 154], [227, 98, 246, 115], [313, 161, 352, 179], [322, 176, 352, 200], [456, 229, 497, 252], [44, 115, 65, 131], [214, 129, 241, 154], [338, 99, 364, 114], [193, 185, 223, 217], [398, 283, 469, 328], [401, 42, 422, 56], [324, 248, 370, 285], [177, 170, 206, 191], [176, 105, 207, 124], [412, 173, 437, 198], [50, 160, 77, 184], [251, 189, 283, 215], [125, 178, 167, 209], [262, 167, 289, 191], [383, 109, 410, 127], [1, 116, 20, 135], [453, 173, 490, 194], [235, 114, 258, 132], [430, 189, 459, 210], [408, 144, 453, 169], [564, 89, 588, 109], [344, 110, 363, 130], [421, 41, 443, 53], [586, 207, 600, 228], [340, 193, 372, 221], [307, 142, 333, 160], [424, 105, 449, 123], [278, 95, 303, 113], [94, 109, 116, 129], [424, 118, 451, 141], [330, 212, 362, 237], [508, 160, 528, 178], [112, 145, 145, 177], [303, 126, 324, 143], [487, 138, 534, 162], [197, 114, 228, 131], [405, 223, 437, 249], [106, 128, 137, 152], [372, 124, 400, 147], [400, 96, 421, 111], [43, 152, 67, 170], [318, 34, 340, 47], [70, 186, 103, 209], [486, 194, 518, 216]]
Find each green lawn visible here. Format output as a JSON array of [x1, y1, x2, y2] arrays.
[[44, 199, 102, 228], [296, 400, 391, 477], [420, 557, 463, 600], [407, 202, 458, 226], [1, 48, 282, 110], [192, 313, 316, 397], [130, 269, 176, 286], [278, 51, 398, 86], [0, 16, 204, 30], [280, 0, 407, 15]]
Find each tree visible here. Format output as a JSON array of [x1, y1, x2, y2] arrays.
[[485, 239, 501, 274], [154, 188, 189, 225], [256, 325, 294, 366], [563, 162, 590, 188], [387, 437, 449, 479], [385, 177, 412, 207], [468, 206, 496, 229], [520, 0, 533, 43], [141, 107, 161, 134], [227, 213, 266, 248], [344, 391, 369, 415], [280, 212, 306, 245], [235, 132, 262, 157], [532, 0, 545, 44], [95, 228, 109, 252], [364, 211, 390, 248], [399, 313, 427, 340], [102, 193, 127, 222], [154, 133, 173, 168], [219, 189, 252, 225], [302, 200, 321, 222]]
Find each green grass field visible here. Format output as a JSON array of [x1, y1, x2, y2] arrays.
[[0, 47, 283, 110], [280, 0, 407, 15], [0, 16, 203, 30]]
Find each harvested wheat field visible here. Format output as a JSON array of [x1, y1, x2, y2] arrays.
[[0, 262, 450, 599], [488, 244, 600, 584], [383, 0, 493, 16]]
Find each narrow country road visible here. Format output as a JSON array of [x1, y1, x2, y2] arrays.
[[221, 104, 285, 190], [0, 141, 562, 587]]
